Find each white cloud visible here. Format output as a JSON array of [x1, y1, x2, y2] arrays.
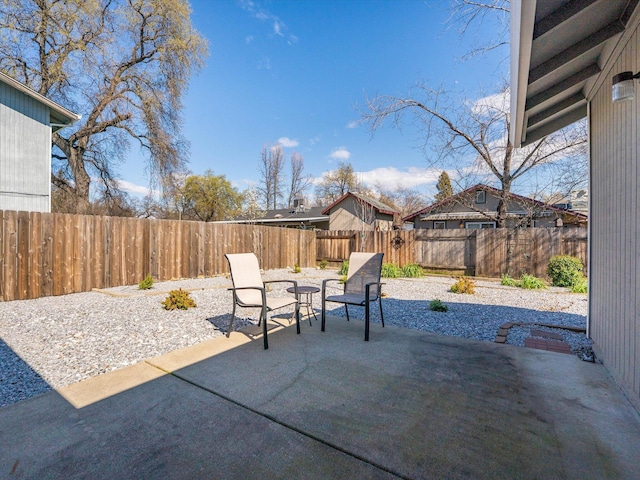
[[116, 180, 154, 197], [309, 135, 320, 145], [330, 147, 351, 161], [245, 35, 254, 44], [357, 167, 440, 190], [278, 137, 299, 148], [273, 20, 283, 36], [346, 120, 360, 129], [288, 34, 298, 45]]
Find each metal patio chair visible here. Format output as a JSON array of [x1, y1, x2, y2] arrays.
[[225, 253, 300, 350], [321, 252, 384, 341]]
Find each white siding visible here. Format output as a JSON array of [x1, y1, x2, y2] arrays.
[[589, 22, 640, 410], [0, 81, 52, 212]]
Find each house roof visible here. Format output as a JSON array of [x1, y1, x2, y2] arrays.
[[321, 192, 399, 216], [227, 206, 329, 225], [510, 0, 639, 147], [402, 184, 588, 222], [0, 72, 81, 131]]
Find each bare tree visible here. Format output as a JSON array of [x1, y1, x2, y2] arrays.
[[287, 152, 312, 208], [362, 84, 587, 227], [352, 195, 377, 251], [258, 144, 286, 209], [375, 185, 428, 219], [446, 0, 510, 60], [0, 0, 208, 213], [314, 161, 362, 205]]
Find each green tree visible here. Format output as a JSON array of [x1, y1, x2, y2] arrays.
[[0, 0, 208, 214], [182, 171, 243, 222], [435, 171, 454, 202]]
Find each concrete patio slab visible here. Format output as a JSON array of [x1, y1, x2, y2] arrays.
[[1, 316, 639, 479]]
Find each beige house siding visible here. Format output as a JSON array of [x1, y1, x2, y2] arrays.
[[327, 196, 394, 231], [589, 22, 640, 410]]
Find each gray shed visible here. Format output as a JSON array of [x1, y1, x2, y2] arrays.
[[0, 72, 80, 212]]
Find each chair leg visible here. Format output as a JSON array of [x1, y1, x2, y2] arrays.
[[321, 295, 326, 332], [262, 305, 268, 350], [345, 304, 350, 322], [379, 297, 384, 328], [227, 302, 237, 338], [295, 303, 301, 334], [365, 301, 370, 341]]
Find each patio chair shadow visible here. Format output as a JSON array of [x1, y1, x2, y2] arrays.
[[0, 338, 52, 408], [206, 311, 305, 338]]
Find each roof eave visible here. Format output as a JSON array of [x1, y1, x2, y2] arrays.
[[0, 72, 81, 128], [510, 0, 537, 148]]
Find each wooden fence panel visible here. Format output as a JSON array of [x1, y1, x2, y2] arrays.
[[0, 209, 587, 302], [414, 230, 477, 274]]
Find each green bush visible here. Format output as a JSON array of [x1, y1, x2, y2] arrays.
[[570, 275, 588, 293], [547, 255, 584, 287], [318, 259, 328, 270], [450, 276, 475, 294], [161, 289, 197, 310], [519, 273, 547, 290], [293, 263, 301, 273], [501, 274, 519, 287], [429, 299, 448, 312], [381, 263, 403, 278], [339, 260, 349, 276], [402, 263, 424, 278], [138, 274, 154, 290]]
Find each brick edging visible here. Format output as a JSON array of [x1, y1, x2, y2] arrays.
[[494, 322, 586, 343]]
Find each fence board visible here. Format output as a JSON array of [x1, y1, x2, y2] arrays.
[[17, 211, 29, 300], [3, 211, 17, 300]]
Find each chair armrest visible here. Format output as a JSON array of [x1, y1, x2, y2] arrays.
[[322, 278, 342, 297], [227, 286, 267, 307], [263, 279, 298, 297], [365, 282, 384, 302]]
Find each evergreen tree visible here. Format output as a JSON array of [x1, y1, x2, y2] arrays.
[[435, 172, 454, 202]]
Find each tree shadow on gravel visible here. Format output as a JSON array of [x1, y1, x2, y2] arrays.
[[0, 338, 52, 408], [320, 298, 587, 343]]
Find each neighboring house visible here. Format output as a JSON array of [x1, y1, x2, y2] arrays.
[[403, 185, 587, 230], [321, 192, 401, 231], [229, 201, 330, 230], [0, 72, 80, 213], [511, 0, 640, 410]]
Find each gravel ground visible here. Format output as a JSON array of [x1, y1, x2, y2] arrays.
[[0, 268, 589, 408]]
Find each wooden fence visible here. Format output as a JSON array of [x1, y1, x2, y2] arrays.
[[318, 228, 588, 279], [0, 210, 316, 301], [0, 209, 588, 302]]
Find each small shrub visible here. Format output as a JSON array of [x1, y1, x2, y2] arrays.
[[319, 259, 328, 270], [339, 275, 347, 284], [519, 273, 547, 290], [293, 263, 301, 273], [138, 273, 154, 290], [339, 260, 349, 276], [381, 263, 403, 278], [161, 289, 197, 310], [570, 275, 588, 293], [501, 274, 519, 287], [430, 299, 448, 312], [450, 276, 475, 294], [547, 255, 584, 287], [402, 263, 424, 278]]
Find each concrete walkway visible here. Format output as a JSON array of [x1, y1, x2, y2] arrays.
[[2, 316, 640, 479]]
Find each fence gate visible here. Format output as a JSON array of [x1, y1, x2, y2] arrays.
[[315, 232, 356, 263], [506, 231, 532, 276]]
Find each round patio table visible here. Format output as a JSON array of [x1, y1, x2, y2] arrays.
[[287, 285, 320, 326]]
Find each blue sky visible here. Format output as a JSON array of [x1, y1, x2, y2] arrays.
[[121, 0, 508, 200]]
